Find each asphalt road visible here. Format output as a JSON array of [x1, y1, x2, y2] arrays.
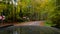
[[0, 26, 60, 34], [0, 21, 60, 34]]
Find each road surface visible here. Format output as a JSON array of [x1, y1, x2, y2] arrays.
[[0, 21, 44, 27], [14, 21, 45, 26]]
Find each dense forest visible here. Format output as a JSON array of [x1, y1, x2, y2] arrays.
[[0, 0, 60, 28]]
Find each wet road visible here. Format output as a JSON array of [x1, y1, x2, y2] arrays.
[[0, 21, 60, 34], [0, 26, 60, 34]]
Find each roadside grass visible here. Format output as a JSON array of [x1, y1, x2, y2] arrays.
[[44, 21, 53, 27]]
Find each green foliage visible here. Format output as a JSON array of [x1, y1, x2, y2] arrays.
[[46, 0, 60, 28], [1, 0, 60, 28]]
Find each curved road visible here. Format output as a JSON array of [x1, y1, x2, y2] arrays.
[[0, 21, 44, 27], [14, 21, 45, 26]]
